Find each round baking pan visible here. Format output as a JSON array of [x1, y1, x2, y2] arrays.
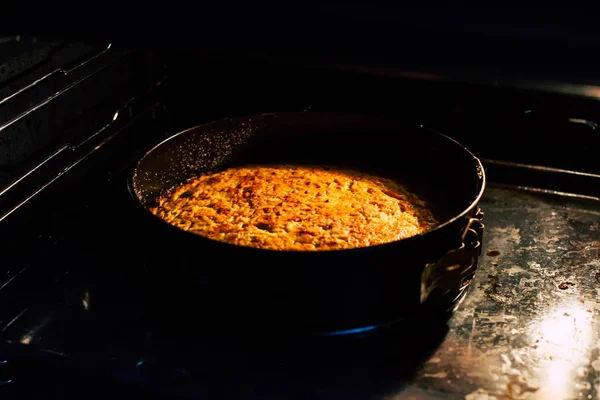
[[129, 112, 486, 334]]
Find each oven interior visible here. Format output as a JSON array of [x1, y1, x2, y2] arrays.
[[0, 36, 599, 398]]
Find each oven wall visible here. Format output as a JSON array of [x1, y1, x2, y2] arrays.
[[165, 52, 600, 175]]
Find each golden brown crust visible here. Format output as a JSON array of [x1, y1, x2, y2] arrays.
[[150, 165, 437, 251]]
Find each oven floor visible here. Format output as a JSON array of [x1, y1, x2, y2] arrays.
[[0, 182, 599, 399]]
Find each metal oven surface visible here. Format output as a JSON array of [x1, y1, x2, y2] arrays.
[[0, 39, 599, 399]]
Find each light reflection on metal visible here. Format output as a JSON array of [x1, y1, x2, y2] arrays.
[[482, 159, 600, 180], [568, 118, 598, 130], [17, 311, 57, 346], [19, 334, 31, 344], [329, 64, 444, 82], [321, 324, 379, 336], [319, 317, 405, 336], [326, 63, 600, 101], [529, 303, 593, 399], [82, 291, 90, 311], [0, 146, 69, 199], [582, 86, 600, 99], [113, 111, 119, 121], [0, 360, 11, 385]]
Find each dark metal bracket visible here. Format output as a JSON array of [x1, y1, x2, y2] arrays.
[[420, 208, 484, 304]]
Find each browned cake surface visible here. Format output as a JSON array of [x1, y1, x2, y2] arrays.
[[150, 165, 437, 251]]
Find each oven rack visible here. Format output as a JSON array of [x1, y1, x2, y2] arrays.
[[0, 40, 127, 180], [0, 42, 114, 133], [482, 159, 600, 202], [0, 40, 168, 235]]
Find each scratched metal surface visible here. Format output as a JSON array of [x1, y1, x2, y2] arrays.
[[391, 185, 600, 400]]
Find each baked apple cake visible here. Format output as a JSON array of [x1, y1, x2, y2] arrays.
[[150, 165, 437, 251]]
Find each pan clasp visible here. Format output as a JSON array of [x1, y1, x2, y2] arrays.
[[420, 209, 484, 304]]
